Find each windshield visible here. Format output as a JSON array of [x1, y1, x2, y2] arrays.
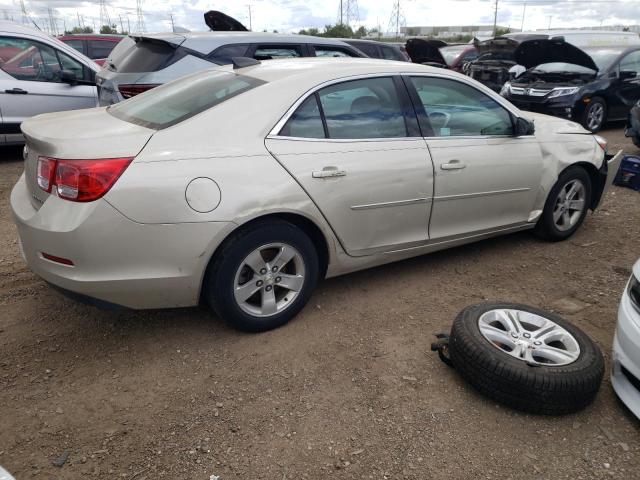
[[583, 48, 623, 70], [108, 70, 266, 130], [439, 45, 467, 65], [532, 62, 596, 74]]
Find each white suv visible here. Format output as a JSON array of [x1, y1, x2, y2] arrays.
[[0, 21, 100, 145]]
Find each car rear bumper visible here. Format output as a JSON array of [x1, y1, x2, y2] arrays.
[[11, 173, 233, 309], [611, 289, 640, 420]]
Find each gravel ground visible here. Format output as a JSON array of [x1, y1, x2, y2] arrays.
[[1, 123, 639, 480]]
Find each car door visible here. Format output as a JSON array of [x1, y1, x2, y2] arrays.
[[0, 36, 98, 142], [266, 76, 434, 256], [406, 75, 543, 240], [611, 50, 640, 120]]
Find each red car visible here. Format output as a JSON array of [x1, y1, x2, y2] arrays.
[[59, 34, 123, 66]]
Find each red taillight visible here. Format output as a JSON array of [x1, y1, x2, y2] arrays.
[[118, 84, 159, 99], [37, 156, 133, 202]]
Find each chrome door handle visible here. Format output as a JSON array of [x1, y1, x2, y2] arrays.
[[440, 161, 466, 170], [4, 88, 28, 94], [312, 167, 346, 179]]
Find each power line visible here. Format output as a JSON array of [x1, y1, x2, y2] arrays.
[[337, 0, 359, 27], [388, 0, 406, 40], [135, 0, 145, 32]]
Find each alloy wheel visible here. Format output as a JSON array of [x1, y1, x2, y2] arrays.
[[233, 243, 306, 317], [478, 308, 580, 366], [586, 103, 604, 131], [552, 179, 586, 232]]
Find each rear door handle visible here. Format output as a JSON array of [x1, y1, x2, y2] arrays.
[[312, 167, 346, 179], [4, 88, 28, 94], [440, 160, 466, 170]]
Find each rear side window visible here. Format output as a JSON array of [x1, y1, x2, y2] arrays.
[[348, 42, 379, 58], [280, 95, 325, 138], [254, 45, 303, 60], [380, 46, 404, 61], [279, 77, 408, 139], [210, 44, 249, 61], [89, 40, 118, 59], [108, 71, 266, 130], [314, 46, 358, 58], [112, 39, 185, 73]]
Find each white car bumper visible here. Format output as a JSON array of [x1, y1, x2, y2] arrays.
[[611, 286, 640, 419]]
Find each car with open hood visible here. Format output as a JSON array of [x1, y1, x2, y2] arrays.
[[439, 43, 478, 73], [96, 11, 365, 105], [405, 38, 448, 67], [501, 40, 640, 132], [12, 57, 622, 332]]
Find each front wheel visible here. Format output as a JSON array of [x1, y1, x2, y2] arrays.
[[534, 166, 592, 241], [581, 97, 607, 132], [204, 220, 319, 332]]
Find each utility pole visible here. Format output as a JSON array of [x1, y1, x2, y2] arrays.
[[521, 1, 526, 32], [492, 0, 499, 36], [548, 15, 552, 29], [247, 4, 252, 30], [126, 14, 131, 34], [337, 0, 358, 28], [339, 0, 343, 25], [135, 0, 145, 33], [388, 1, 404, 40], [99, 0, 110, 29], [169, 12, 175, 32], [119, 13, 125, 33]]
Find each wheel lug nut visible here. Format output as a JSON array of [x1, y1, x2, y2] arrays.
[[534, 341, 542, 346], [260, 268, 267, 275], [511, 332, 518, 338], [256, 280, 263, 287], [272, 266, 278, 272], [523, 332, 531, 339], [265, 285, 273, 292], [275, 276, 281, 283]]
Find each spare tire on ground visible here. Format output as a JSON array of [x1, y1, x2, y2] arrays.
[[447, 302, 604, 415]]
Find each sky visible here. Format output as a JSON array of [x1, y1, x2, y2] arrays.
[[1, 0, 639, 35]]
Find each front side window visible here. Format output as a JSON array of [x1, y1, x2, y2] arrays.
[[210, 44, 249, 61], [349, 42, 379, 58], [380, 46, 404, 61], [314, 46, 356, 58], [253, 45, 303, 60], [0, 36, 85, 83], [108, 71, 266, 130], [619, 50, 640, 76], [410, 76, 513, 137], [64, 39, 85, 54]]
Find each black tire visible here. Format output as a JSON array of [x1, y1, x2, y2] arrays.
[[534, 166, 592, 242], [204, 219, 319, 332], [448, 302, 604, 415], [581, 97, 607, 132]]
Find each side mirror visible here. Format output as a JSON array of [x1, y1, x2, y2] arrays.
[[59, 69, 77, 85], [620, 70, 637, 81], [515, 117, 535, 136]]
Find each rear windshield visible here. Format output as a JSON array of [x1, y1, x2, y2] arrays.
[[108, 71, 266, 130], [110, 38, 183, 73], [584, 48, 624, 70]]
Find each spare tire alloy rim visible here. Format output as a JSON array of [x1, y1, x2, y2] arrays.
[[552, 179, 586, 232], [587, 103, 604, 130], [478, 309, 580, 366], [234, 243, 306, 318]]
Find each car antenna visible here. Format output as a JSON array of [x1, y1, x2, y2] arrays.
[[230, 57, 261, 69]]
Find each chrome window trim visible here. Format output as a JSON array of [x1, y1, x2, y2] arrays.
[[434, 187, 531, 202], [268, 71, 527, 142], [351, 197, 431, 211]]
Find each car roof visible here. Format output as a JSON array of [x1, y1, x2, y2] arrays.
[[137, 31, 358, 54], [59, 34, 124, 40], [0, 20, 56, 40], [233, 56, 439, 84]]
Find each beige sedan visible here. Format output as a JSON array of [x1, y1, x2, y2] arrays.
[[11, 58, 622, 331]]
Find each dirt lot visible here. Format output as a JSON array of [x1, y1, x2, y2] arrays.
[[1, 125, 639, 480]]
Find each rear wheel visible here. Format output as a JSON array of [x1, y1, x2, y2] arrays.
[[534, 166, 591, 241], [204, 220, 319, 332], [581, 97, 607, 132]]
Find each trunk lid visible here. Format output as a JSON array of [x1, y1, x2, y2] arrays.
[[203, 10, 248, 31], [514, 38, 598, 71], [21, 108, 155, 207], [405, 39, 447, 65]]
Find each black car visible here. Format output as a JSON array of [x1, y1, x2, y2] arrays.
[[341, 39, 410, 61], [626, 100, 640, 148], [501, 39, 640, 132]]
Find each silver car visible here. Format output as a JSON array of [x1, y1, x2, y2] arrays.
[[96, 32, 365, 105], [0, 21, 100, 145], [12, 58, 622, 332]]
